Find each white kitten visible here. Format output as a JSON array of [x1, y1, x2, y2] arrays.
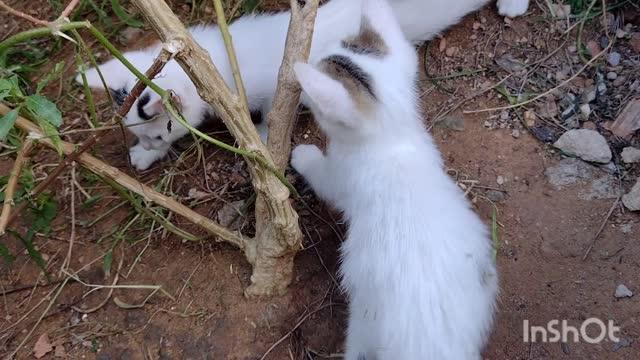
[[291, 0, 498, 358], [78, 0, 529, 170]]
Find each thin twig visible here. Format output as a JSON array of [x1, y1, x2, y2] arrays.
[[59, 0, 80, 19], [0, 104, 247, 249], [60, 162, 77, 272], [463, 44, 612, 114], [0, 139, 34, 235], [582, 197, 620, 261], [212, 0, 249, 111], [0, 0, 49, 26]]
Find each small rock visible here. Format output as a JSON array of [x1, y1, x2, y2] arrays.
[[612, 337, 632, 352], [586, 40, 601, 57], [579, 176, 621, 200], [483, 120, 492, 128], [496, 54, 525, 73], [544, 159, 596, 189], [511, 129, 520, 138], [610, 98, 640, 139], [445, 46, 459, 57], [597, 82, 607, 96], [486, 190, 506, 203], [531, 125, 556, 143], [472, 22, 482, 30], [613, 75, 626, 87], [496, 176, 505, 185], [615, 28, 627, 39], [553, 129, 612, 163], [621, 147, 640, 163], [582, 121, 596, 130], [614, 284, 633, 298], [579, 103, 591, 117], [607, 52, 621, 67], [438, 37, 447, 52], [622, 178, 640, 211], [524, 110, 537, 127], [436, 115, 465, 131], [217, 200, 246, 231], [607, 72, 618, 80], [582, 86, 597, 104], [620, 223, 633, 234], [537, 97, 559, 118]]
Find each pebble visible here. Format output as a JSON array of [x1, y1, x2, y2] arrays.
[[607, 52, 621, 67], [496, 176, 505, 185], [622, 178, 640, 211], [579, 103, 591, 117], [553, 129, 612, 163], [597, 82, 607, 96], [582, 121, 596, 130], [612, 75, 625, 87], [483, 120, 492, 128], [614, 284, 633, 298], [620, 223, 633, 234], [486, 190, 506, 203], [511, 129, 521, 138], [582, 86, 597, 104], [621, 147, 640, 163], [607, 72, 618, 80]]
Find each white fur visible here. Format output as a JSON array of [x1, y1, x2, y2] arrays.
[[497, 0, 529, 17], [77, 0, 529, 170], [291, 0, 498, 358]]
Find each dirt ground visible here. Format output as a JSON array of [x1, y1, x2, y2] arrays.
[[1, 0, 639, 359]]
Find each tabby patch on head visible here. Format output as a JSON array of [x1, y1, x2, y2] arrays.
[[341, 18, 388, 58], [319, 55, 375, 111]]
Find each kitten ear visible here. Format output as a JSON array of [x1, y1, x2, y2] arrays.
[[294, 62, 353, 115]]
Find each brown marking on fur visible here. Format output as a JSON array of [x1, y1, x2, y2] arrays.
[[319, 56, 375, 113], [341, 18, 388, 58]]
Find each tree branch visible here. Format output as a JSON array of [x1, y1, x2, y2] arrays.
[[0, 138, 34, 235], [0, 104, 247, 249]]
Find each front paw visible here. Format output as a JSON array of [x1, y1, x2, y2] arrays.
[[497, 0, 528, 17], [129, 144, 167, 170], [291, 144, 322, 175]]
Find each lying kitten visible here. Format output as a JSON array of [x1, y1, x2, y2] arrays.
[[78, 0, 529, 170], [290, 0, 498, 358]]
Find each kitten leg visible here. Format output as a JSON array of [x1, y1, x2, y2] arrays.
[[129, 143, 169, 170], [344, 306, 373, 360], [291, 144, 339, 204], [497, 0, 529, 17]]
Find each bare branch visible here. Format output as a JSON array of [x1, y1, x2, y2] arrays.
[[0, 0, 49, 26], [0, 103, 247, 249], [0, 138, 34, 235], [59, 0, 80, 19]]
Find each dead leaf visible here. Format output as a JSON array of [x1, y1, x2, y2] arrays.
[[495, 54, 525, 74], [611, 97, 640, 139], [550, 4, 571, 19], [524, 110, 537, 127], [438, 37, 447, 52], [34, 333, 53, 358], [217, 200, 246, 231], [630, 33, 640, 54], [54, 344, 67, 358], [536, 97, 559, 119]]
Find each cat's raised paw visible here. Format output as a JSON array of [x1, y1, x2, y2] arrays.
[[497, 0, 529, 18], [291, 144, 322, 174], [129, 143, 167, 171]]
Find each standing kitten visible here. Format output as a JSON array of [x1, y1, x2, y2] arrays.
[[291, 0, 498, 358], [78, 0, 529, 170]]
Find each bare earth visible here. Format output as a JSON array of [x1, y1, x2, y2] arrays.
[[1, 1, 639, 359]]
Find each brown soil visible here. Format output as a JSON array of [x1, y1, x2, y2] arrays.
[[1, 1, 639, 360]]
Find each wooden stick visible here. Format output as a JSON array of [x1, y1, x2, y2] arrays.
[[0, 139, 34, 235], [131, 0, 304, 297], [0, 104, 247, 249]]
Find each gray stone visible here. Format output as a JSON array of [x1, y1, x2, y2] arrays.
[[545, 158, 594, 189], [436, 115, 465, 131], [622, 178, 640, 211], [486, 190, 507, 203], [553, 129, 612, 163], [620, 223, 633, 234], [579, 176, 621, 200], [607, 52, 621, 66], [607, 72, 618, 80], [621, 147, 640, 163], [614, 284, 633, 298]]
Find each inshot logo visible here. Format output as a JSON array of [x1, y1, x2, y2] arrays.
[[523, 319, 620, 344]]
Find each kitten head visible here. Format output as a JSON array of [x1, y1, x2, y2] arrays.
[[294, 0, 418, 143], [77, 53, 198, 150]]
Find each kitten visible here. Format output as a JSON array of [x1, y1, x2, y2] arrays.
[[290, 0, 498, 358], [78, 0, 529, 170]]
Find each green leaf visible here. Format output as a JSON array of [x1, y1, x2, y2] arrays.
[[110, 0, 142, 27], [81, 194, 104, 210], [7, 229, 48, 277], [36, 61, 65, 93], [32, 193, 58, 235], [242, 0, 261, 14], [103, 249, 113, 276], [36, 118, 63, 155], [0, 243, 14, 264], [25, 94, 62, 127], [0, 79, 13, 101], [0, 108, 19, 140]]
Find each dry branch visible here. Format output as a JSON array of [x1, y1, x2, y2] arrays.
[[130, 0, 307, 297], [0, 139, 34, 235], [0, 103, 247, 249]]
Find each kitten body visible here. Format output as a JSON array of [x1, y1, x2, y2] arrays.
[[79, 0, 529, 170], [291, 0, 498, 358]]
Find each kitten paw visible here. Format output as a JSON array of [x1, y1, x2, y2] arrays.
[[291, 144, 322, 174], [129, 144, 167, 170], [497, 0, 529, 17]]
